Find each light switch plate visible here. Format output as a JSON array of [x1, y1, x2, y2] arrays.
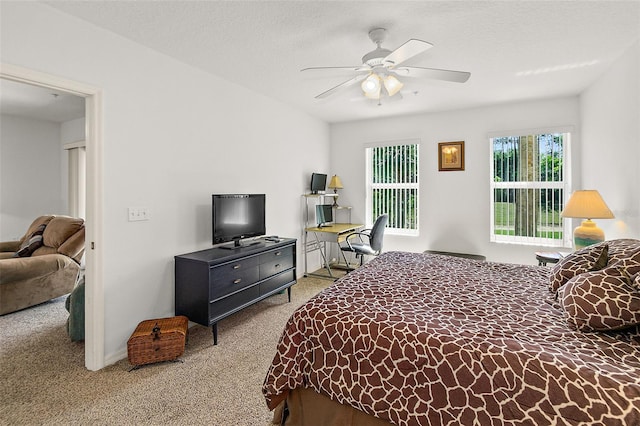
[[128, 207, 150, 221]]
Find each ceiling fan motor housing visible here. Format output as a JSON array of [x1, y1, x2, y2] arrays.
[[363, 28, 393, 67], [362, 48, 393, 67]]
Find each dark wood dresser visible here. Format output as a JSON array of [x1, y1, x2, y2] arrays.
[[175, 238, 296, 344]]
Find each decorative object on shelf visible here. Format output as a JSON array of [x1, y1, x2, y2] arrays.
[[328, 175, 343, 206], [438, 141, 465, 171], [561, 190, 615, 249]]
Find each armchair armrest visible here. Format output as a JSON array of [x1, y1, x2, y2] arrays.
[[0, 240, 21, 253], [0, 254, 75, 284], [344, 230, 372, 251]]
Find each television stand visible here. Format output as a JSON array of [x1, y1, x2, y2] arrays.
[[175, 238, 296, 345]]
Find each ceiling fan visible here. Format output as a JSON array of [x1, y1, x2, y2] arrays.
[[302, 28, 471, 100]]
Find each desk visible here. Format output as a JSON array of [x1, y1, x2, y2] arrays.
[[304, 223, 363, 279]]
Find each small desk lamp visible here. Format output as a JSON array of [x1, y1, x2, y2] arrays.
[[327, 175, 343, 207], [561, 190, 614, 249]]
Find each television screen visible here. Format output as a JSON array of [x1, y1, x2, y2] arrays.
[[315, 204, 333, 227], [212, 194, 266, 247], [310, 173, 327, 194]]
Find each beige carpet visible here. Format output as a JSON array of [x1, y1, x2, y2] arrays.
[[0, 270, 342, 425]]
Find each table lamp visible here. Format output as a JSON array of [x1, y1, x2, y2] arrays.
[[327, 175, 343, 207], [561, 190, 614, 249]]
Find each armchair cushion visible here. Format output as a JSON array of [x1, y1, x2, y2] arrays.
[[21, 215, 55, 240], [41, 216, 83, 248]]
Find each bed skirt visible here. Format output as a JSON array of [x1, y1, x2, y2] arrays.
[[273, 388, 393, 426]]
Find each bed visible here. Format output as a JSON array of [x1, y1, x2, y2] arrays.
[[262, 239, 640, 425]]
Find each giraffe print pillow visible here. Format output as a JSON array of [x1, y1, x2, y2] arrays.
[[549, 242, 609, 293], [558, 263, 640, 332], [607, 241, 640, 277]]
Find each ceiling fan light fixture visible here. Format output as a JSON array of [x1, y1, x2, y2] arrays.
[[364, 90, 381, 100], [383, 74, 403, 96], [361, 73, 381, 96]]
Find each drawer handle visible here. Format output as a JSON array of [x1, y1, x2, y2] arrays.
[[233, 265, 241, 269], [275, 251, 282, 256], [275, 263, 280, 268], [233, 279, 242, 284]]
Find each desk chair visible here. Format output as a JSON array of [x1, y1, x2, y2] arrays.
[[340, 214, 388, 270]]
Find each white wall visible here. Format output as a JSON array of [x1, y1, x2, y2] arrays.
[[330, 97, 581, 265], [580, 40, 640, 238], [1, 2, 329, 365], [60, 117, 85, 144], [0, 114, 65, 239]]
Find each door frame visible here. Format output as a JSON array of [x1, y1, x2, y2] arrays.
[[1, 63, 105, 371]]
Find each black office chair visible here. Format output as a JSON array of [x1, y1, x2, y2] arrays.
[[340, 214, 388, 270]]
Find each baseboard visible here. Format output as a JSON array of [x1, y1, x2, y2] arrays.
[[104, 347, 128, 367]]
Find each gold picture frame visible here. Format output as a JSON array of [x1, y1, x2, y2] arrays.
[[438, 141, 465, 171]]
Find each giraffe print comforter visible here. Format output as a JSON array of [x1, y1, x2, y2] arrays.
[[263, 251, 640, 426]]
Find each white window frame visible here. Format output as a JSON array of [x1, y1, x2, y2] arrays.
[[489, 127, 572, 247], [365, 139, 419, 236]]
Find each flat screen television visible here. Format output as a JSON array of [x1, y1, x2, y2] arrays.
[[212, 194, 266, 248], [315, 204, 333, 227], [310, 173, 327, 194]]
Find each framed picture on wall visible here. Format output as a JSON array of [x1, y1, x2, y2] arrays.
[[438, 141, 465, 171]]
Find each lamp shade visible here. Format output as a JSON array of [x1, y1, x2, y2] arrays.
[[361, 74, 381, 98], [383, 75, 404, 96], [561, 190, 614, 219], [561, 190, 614, 250], [328, 175, 343, 190]]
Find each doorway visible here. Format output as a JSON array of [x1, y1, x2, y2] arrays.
[[1, 64, 104, 370]]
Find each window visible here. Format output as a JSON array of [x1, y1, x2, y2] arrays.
[[490, 131, 570, 246], [366, 141, 419, 235]]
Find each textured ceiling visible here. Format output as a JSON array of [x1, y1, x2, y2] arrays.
[[0, 79, 85, 123], [12, 1, 640, 123]]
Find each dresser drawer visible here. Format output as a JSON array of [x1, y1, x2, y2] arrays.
[[210, 258, 259, 300], [260, 270, 296, 296], [259, 246, 294, 279], [209, 285, 260, 320]]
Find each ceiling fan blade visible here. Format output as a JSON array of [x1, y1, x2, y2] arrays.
[[315, 74, 367, 99], [395, 66, 471, 83], [301, 66, 369, 72], [384, 39, 433, 67]]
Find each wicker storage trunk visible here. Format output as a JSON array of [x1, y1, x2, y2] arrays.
[[127, 315, 188, 367]]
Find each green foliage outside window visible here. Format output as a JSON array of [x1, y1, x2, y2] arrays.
[[491, 133, 566, 242]]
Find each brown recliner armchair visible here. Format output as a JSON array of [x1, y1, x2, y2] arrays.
[[0, 215, 85, 315]]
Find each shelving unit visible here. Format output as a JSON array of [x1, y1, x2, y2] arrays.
[[302, 194, 357, 277], [333, 205, 352, 224]]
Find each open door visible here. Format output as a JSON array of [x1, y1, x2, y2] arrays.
[[1, 63, 105, 370]]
